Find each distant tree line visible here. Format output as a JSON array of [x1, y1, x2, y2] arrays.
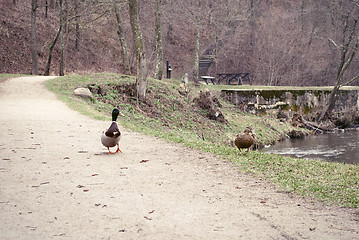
[[24, 0, 359, 110]]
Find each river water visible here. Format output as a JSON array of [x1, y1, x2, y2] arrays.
[[261, 130, 359, 164]]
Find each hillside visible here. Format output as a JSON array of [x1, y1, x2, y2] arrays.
[[45, 72, 301, 148], [1, 0, 359, 86]]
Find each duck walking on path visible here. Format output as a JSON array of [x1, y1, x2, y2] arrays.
[[235, 126, 256, 152], [101, 108, 124, 154]]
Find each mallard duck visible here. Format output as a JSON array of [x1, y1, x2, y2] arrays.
[[101, 108, 124, 154], [235, 126, 256, 152]]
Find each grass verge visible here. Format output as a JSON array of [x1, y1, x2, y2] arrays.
[[0, 73, 28, 80], [45, 72, 359, 208]]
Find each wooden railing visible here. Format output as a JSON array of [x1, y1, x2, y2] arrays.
[[216, 73, 252, 85]]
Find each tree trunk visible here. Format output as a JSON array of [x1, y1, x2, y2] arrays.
[[44, 26, 62, 76], [128, 0, 148, 101], [193, 0, 201, 83], [319, 7, 359, 121], [31, 0, 39, 75], [59, 0, 67, 76], [154, 0, 163, 80], [45, 0, 48, 18], [112, 0, 131, 75], [74, 0, 80, 51]]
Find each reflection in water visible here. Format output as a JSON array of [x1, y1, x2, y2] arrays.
[[261, 130, 359, 164]]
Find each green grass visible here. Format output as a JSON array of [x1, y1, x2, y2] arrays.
[[45, 72, 359, 208], [0, 73, 28, 80], [234, 152, 359, 207]]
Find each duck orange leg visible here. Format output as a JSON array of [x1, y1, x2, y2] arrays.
[[107, 144, 122, 154], [107, 144, 123, 154], [115, 143, 122, 153], [107, 147, 116, 154]]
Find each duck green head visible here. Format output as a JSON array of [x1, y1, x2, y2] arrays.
[[112, 108, 124, 121]]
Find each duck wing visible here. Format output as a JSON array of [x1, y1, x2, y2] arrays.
[[105, 122, 121, 138]]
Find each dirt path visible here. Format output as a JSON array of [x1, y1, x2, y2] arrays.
[[0, 76, 358, 239]]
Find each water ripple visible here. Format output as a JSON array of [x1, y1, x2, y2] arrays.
[[261, 131, 359, 164]]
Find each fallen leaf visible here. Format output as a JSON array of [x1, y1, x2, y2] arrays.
[[140, 160, 149, 163], [26, 225, 37, 231], [53, 233, 65, 237], [83, 189, 89, 192]]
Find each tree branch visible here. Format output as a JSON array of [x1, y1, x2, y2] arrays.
[[328, 38, 339, 49], [340, 74, 359, 87], [67, 9, 109, 24]]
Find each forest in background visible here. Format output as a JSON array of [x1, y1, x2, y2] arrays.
[[1, 0, 358, 86]]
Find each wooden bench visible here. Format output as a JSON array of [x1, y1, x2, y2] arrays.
[[200, 76, 216, 85]]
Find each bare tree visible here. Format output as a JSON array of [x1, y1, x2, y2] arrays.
[[59, 0, 68, 76], [44, 0, 67, 76], [320, 1, 359, 120], [44, 25, 62, 76], [128, 0, 148, 101], [31, 0, 39, 75], [154, 0, 163, 80], [113, 0, 131, 75], [74, 0, 80, 51], [193, 0, 201, 83]]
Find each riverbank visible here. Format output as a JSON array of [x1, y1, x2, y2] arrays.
[[39, 72, 359, 207]]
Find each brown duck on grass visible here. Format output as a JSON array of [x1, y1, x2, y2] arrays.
[[101, 108, 124, 154], [235, 126, 256, 152]]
